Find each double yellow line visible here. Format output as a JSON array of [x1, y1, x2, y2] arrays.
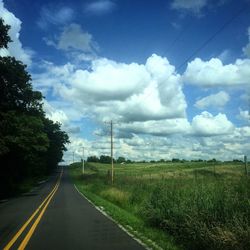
[[4, 170, 63, 250]]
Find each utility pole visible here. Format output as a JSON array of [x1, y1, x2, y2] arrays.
[[82, 147, 85, 174], [72, 151, 75, 164], [104, 120, 115, 184], [244, 155, 248, 176], [111, 120, 114, 184]]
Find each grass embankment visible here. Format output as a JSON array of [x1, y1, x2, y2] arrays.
[[70, 162, 250, 250]]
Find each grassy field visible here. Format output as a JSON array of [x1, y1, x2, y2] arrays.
[[70, 161, 250, 250]]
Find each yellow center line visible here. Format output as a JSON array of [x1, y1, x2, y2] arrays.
[[17, 184, 59, 250], [3, 170, 63, 250]]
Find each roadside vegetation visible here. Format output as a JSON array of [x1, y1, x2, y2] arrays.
[[70, 160, 250, 250], [0, 19, 69, 199]]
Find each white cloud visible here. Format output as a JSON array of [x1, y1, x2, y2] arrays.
[[218, 49, 231, 63], [84, 0, 116, 15], [171, 0, 208, 14], [243, 27, 250, 58], [58, 24, 98, 52], [37, 5, 74, 29], [184, 57, 250, 87], [40, 54, 187, 123], [195, 91, 230, 109], [61, 116, 249, 163], [192, 111, 234, 136], [238, 126, 250, 137], [44, 23, 98, 54], [119, 118, 191, 136], [32, 61, 75, 95], [238, 109, 250, 123], [0, 0, 32, 65], [43, 100, 69, 125]]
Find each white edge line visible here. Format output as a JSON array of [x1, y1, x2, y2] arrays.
[[74, 184, 162, 250]]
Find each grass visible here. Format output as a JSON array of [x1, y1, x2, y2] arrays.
[[70, 161, 250, 250]]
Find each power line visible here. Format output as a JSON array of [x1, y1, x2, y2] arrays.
[[165, 20, 192, 53], [143, 5, 248, 101], [175, 6, 248, 73]]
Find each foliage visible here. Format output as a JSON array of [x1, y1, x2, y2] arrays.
[[87, 155, 133, 164], [43, 118, 69, 174], [0, 18, 12, 49], [99, 155, 112, 163], [116, 156, 126, 163], [87, 155, 99, 162], [0, 19, 69, 198]]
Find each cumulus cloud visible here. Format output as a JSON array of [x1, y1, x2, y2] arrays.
[[192, 111, 234, 136], [62, 115, 248, 163], [184, 57, 250, 87], [171, 0, 208, 14], [0, 0, 32, 65], [243, 27, 250, 58], [37, 54, 187, 123], [195, 91, 230, 109], [84, 0, 116, 15], [37, 5, 74, 29], [119, 118, 191, 136]]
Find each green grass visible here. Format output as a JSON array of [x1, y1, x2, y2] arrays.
[[70, 161, 250, 250]]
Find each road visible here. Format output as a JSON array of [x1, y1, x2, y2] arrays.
[[0, 167, 145, 250]]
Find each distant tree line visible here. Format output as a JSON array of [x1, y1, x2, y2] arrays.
[[87, 155, 131, 164], [0, 19, 69, 199], [86, 155, 243, 164]]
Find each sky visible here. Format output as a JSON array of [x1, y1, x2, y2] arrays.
[[0, 0, 250, 163]]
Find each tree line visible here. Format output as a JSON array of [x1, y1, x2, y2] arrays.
[[87, 155, 131, 164], [86, 155, 243, 164], [0, 19, 69, 199]]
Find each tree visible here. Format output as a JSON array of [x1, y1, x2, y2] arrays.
[[172, 158, 180, 162], [43, 118, 69, 174], [0, 19, 69, 198], [100, 155, 112, 164], [87, 156, 99, 162], [117, 156, 126, 163], [0, 18, 12, 49]]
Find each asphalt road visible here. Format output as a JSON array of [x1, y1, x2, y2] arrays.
[[0, 167, 145, 250]]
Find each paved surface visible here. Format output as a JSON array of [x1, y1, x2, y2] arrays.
[[0, 167, 145, 250]]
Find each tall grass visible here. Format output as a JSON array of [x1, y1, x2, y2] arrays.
[[142, 177, 250, 250], [71, 162, 250, 250]]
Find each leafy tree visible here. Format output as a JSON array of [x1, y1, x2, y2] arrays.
[[172, 158, 180, 162], [0, 18, 12, 48], [0, 56, 43, 114], [100, 155, 112, 164], [116, 156, 126, 163], [0, 112, 49, 195], [43, 118, 69, 174], [87, 155, 99, 162], [0, 19, 69, 198]]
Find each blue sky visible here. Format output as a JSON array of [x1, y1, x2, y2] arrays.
[[1, 0, 250, 162]]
